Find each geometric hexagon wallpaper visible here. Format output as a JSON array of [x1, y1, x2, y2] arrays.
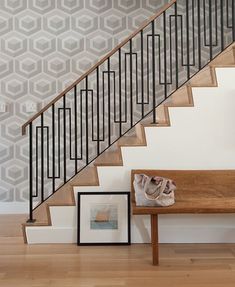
[[0, 0, 168, 203]]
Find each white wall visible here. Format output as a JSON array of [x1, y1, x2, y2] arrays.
[[26, 67, 235, 243]]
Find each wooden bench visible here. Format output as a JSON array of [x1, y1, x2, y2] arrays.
[[131, 169, 235, 265]]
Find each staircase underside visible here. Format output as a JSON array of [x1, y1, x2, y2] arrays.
[[22, 43, 235, 240]]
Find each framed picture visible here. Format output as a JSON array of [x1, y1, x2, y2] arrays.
[[77, 192, 131, 245]]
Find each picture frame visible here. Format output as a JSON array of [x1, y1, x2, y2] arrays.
[[77, 192, 131, 245]]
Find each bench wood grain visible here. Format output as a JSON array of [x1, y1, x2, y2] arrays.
[[131, 169, 235, 265]]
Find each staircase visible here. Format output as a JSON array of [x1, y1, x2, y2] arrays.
[[22, 0, 235, 242]]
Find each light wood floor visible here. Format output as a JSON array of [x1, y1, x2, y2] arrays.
[[1, 216, 235, 287]]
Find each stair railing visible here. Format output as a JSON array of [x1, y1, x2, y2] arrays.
[[22, 0, 235, 222]]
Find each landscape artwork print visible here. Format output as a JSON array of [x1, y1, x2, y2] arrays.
[[90, 204, 118, 230]]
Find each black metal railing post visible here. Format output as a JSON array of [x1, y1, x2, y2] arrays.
[[198, 0, 202, 69], [174, 2, 179, 89], [27, 123, 35, 223], [118, 49, 122, 137], [52, 104, 55, 193], [85, 76, 89, 165], [40, 114, 44, 202], [151, 20, 156, 124], [129, 39, 133, 127], [186, 0, 190, 79], [232, 0, 235, 40], [163, 11, 167, 99], [140, 30, 145, 117], [220, 0, 224, 51], [96, 67, 100, 155], [209, 0, 213, 60], [74, 86, 78, 174], [107, 58, 111, 146], [63, 95, 66, 183]]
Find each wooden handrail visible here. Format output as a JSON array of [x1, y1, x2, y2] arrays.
[[22, 0, 176, 135]]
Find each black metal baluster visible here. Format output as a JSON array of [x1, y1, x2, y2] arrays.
[[198, 0, 202, 69], [129, 39, 133, 127], [57, 105, 61, 182], [46, 126, 50, 181], [192, 0, 196, 67], [169, 17, 173, 89], [124, 53, 128, 128], [119, 48, 122, 137], [203, 0, 207, 46], [175, 3, 179, 89], [74, 86, 78, 174], [141, 30, 145, 117], [226, 0, 229, 28], [41, 114, 44, 202], [186, 0, 190, 79], [151, 20, 156, 123], [96, 68, 100, 155], [80, 86, 83, 163], [102, 70, 105, 143], [163, 11, 167, 99], [147, 34, 150, 104], [221, 0, 224, 50], [135, 52, 138, 109], [232, 0, 235, 40], [35, 128, 38, 198], [107, 58, 111, 145], [215, 0, 218, 47], [85, 76, 89, 165], [52, 104, 55, 193], [209, 0, 213, 60], [27, 123, 34, 222], [63, 95, 66, 183]]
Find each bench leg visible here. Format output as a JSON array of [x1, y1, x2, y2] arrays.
[[151, 214, 159, 265]]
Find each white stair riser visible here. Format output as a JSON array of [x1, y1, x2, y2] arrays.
[[26, 227, 77, 244], [50, 206, 77, 227]]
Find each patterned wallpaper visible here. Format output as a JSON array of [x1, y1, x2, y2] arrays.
[[0, 0, 169, 203]]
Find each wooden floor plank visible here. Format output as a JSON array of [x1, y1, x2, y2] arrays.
[[1, 237, 235, 287]]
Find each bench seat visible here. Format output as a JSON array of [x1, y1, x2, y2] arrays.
[[131, 169, 235, 265]]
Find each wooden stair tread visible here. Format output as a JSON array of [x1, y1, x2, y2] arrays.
[[142, 120, 170, 127], [141, 117, 170, 127], [24, 221, 49, 227], [118, 136, 146, 147], [210, 46, 235, 66], [210, 64, 235, 68], [146, 86, 194, 128], [141, 105, 170, 127], [94, 150, 122, 166], [190, 66, 217, 87], [165, 86, 193, 107], [69, 167, 99, 186]]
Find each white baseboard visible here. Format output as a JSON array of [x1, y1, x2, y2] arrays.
[[26, 224, 235, 244], [25, 213, 235, 244]]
